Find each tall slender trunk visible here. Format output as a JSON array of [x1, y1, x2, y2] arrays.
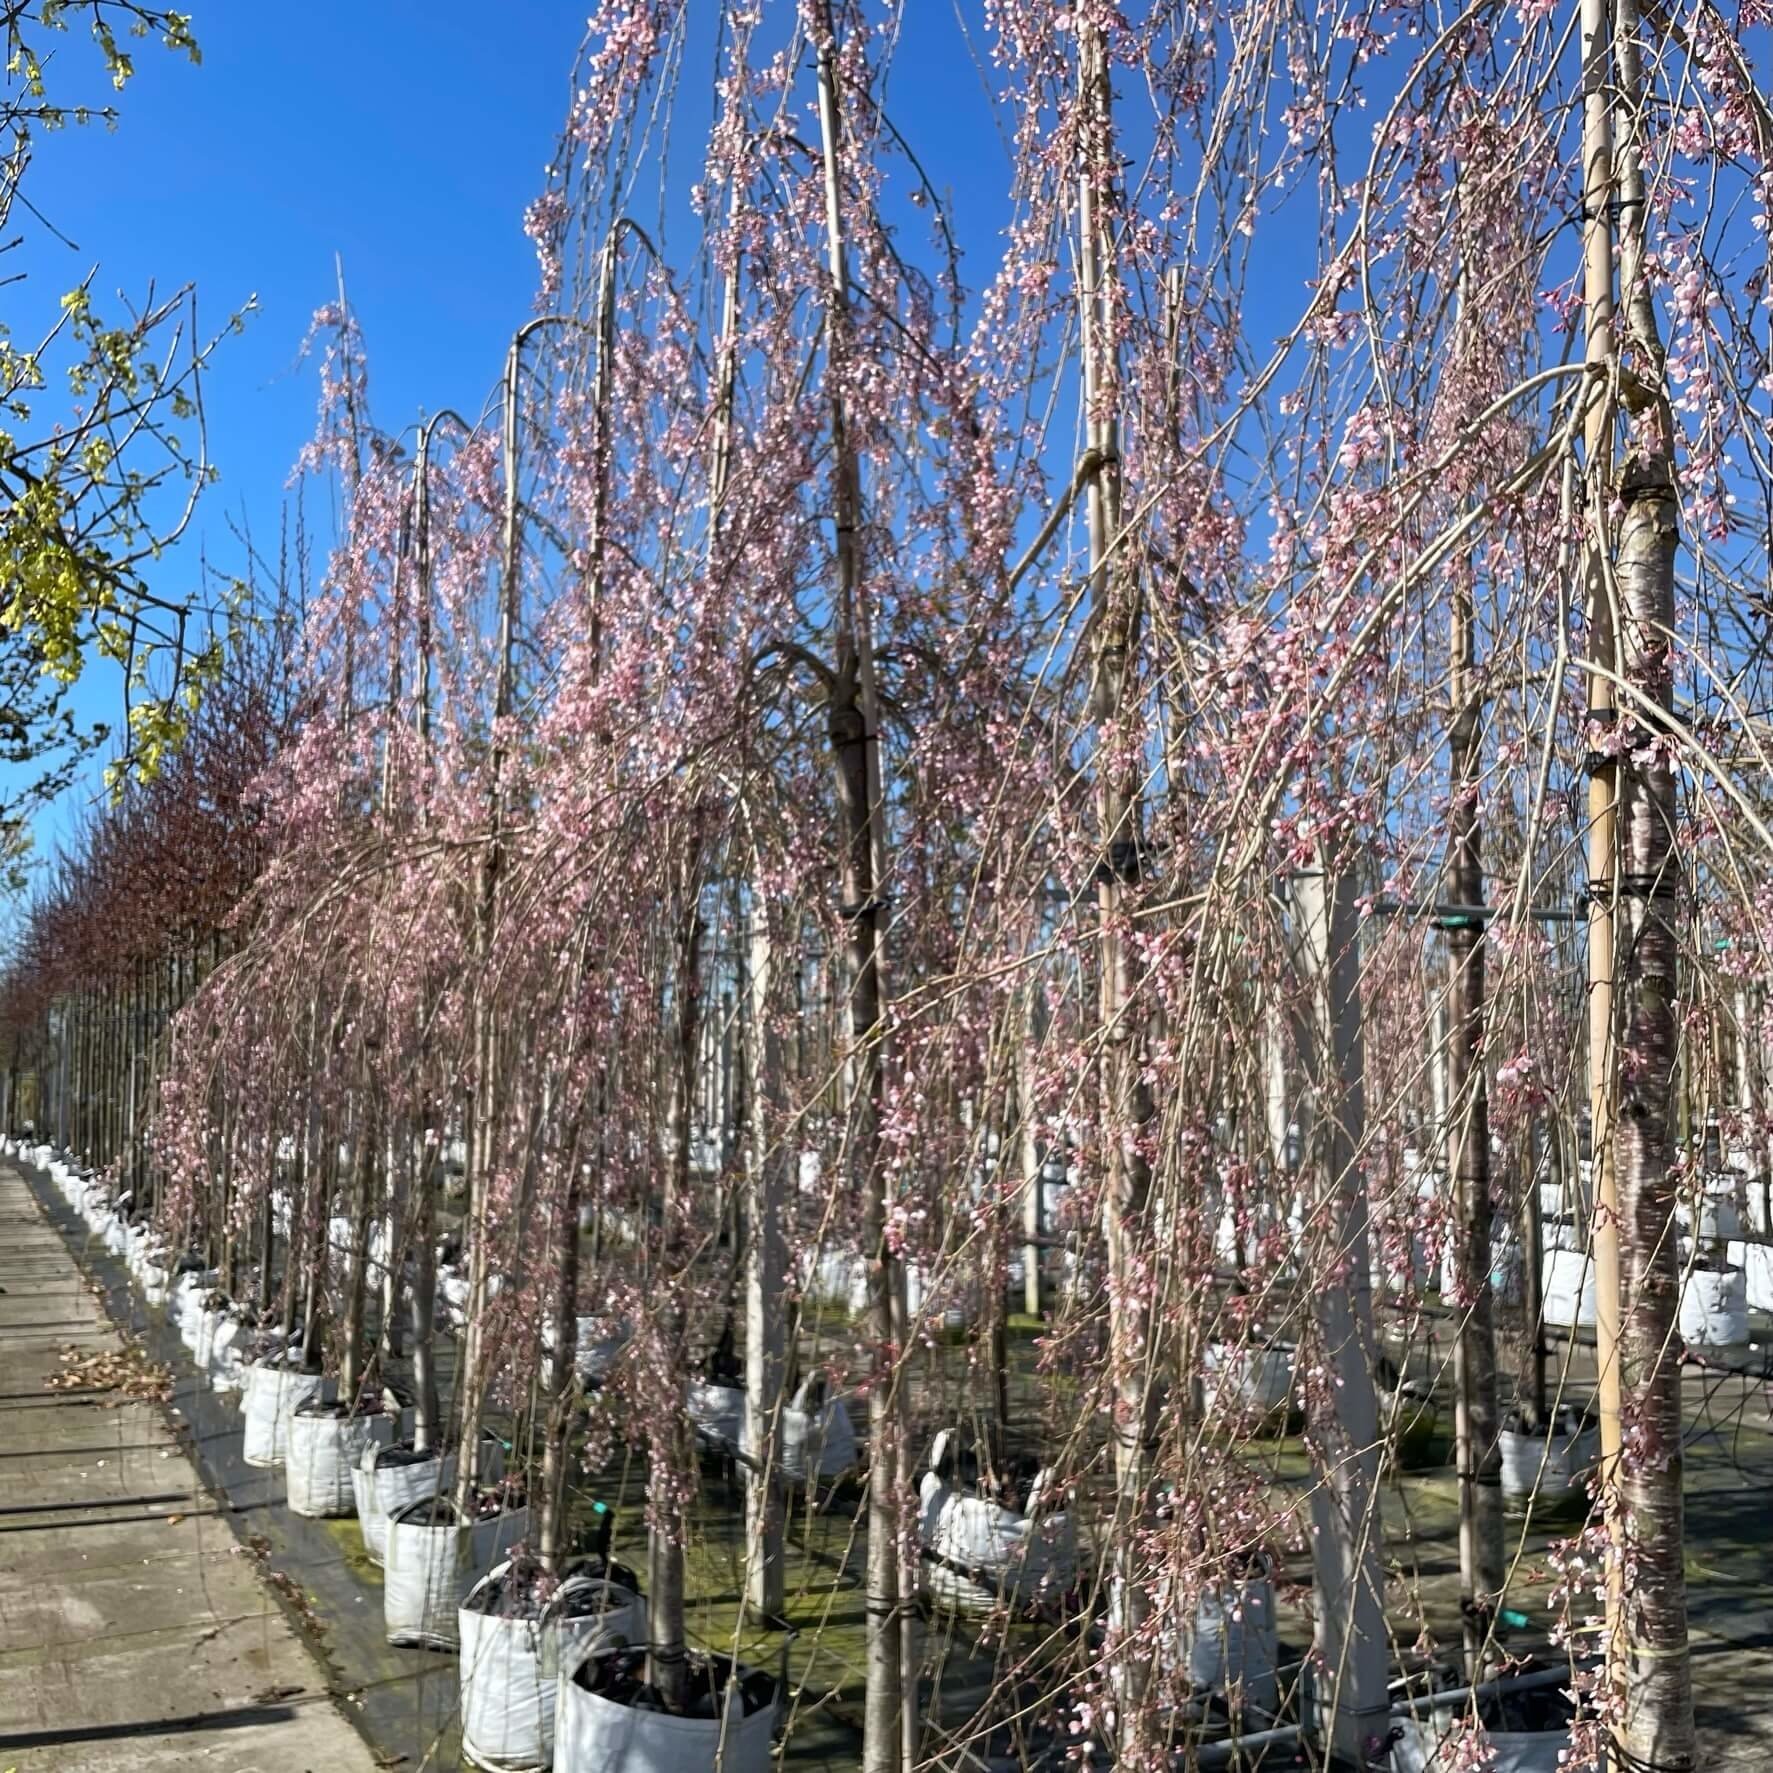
[[1296, 863, 1390, 1764], [647, 897, 704, 1711], [411, 1141, 442, 1453], [1446, 571, 1504, 1671], [809, 9, 907, 1765], [1018, 989, 1045, 1320], [410, 420, 441, 1456], [1075, 19, 1160, 1743], [339, 1087, 378, 1406], [1578, 0, 1629, 1698], [1610, 449, 1691, 1768], [537, 1125, 582, 1575], [742, 900, 787, 1623], [1609, 0, 1693, 1747], [456, 331, 527, 1512]]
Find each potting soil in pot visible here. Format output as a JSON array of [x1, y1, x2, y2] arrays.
[[458, 1563, 648, 1772], [287, 1402, 397, 1518], [554, 1646, 777, 1773], [384, 1495, 531, 1651]]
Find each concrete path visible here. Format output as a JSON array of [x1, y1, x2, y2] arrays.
[[0, 1166, 378, 1773]]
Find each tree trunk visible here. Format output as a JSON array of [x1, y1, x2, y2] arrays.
[[538, 1133, 582, 1576], [1446, 574, 1504, 1672], [338, 1088, 378, 1407], [647, 897, 703, 1712], [1612, 446, 1694, 1773], [742, 901, 787, 1624], [809, 8, 907, 1764], [1295, 862, 1390, 1765], [1075, 19, 1160, 1745], [1018, 994, 1044, 1320], [410, 1140, 442, 1453]]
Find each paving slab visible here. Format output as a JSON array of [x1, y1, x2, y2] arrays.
[[0, 1166, 377, 1773]]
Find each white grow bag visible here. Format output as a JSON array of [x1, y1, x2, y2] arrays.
[[174, 1273, 219, 1349], [353, 1442, 454, 1565], [688, 1382, 745, 1453], [193, 1306, 227, 1370], [542, 1314, 631, 1388], [1390, 1711, 1570, 1771], [384, 1500, 531, 1651], [458, 1570, 646, 1772], [208, 1315, 250, 1394], [1679, 1265, 1748, 1348], [918, 1470, 1076, 1617], [1173, 1576, 1280, 1718], [140, 1261, 171, 1309], [242, 1362, 327, 1468], [1202, 1341, 1296, 1424], [742, 1379, 856, 1485], [1499, 1407, 1598, 1503], [1728, 1239, 1773, 1313], [1541, 1248, 1596, 1328], [554, 1646, 777, 1773], [287, 1406, 397, 1518]]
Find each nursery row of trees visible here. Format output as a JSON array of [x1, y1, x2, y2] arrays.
[[6, 1, 1773, 1769]]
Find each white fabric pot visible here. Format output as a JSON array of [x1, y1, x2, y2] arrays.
[[918, 1471, 1075, 1617], [836, 1248, 978, 1333], [1728, 1239, 1773, 1312], [209, 1316, 249, 1393], [1542, 1248, 1596, 1328], [688, 1382, 745, 1453], [352, 1443, 455, 1565], [140, 1263, 170, 1309], [385, 1501, 531, 1651], [174, 1273, 218, 1348], [102, 1216, 128, 1257], [1179, 1577, 1280, 1718], [541, 1315, 631, 1388], [1202, 1342, 1295, 1422], [1391, 1711, 1570, 1771], [1744, 1177, 1773, 1237], [459, 1571, 646, 1772], [554, 1648, 776, 1773], [1681, 1190, 1743, 1243], [1499, 1408, 1598, 1502], [1679, 1265, 1748, 1347], [742, 1380, 856, 1485], [242, 1363, 327, 1468], [193, 1307, 227, 1369], [287, 1408, 397, 1517]]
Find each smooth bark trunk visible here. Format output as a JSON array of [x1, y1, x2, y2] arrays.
[[1295, 863, 1390, 1765], [1446, 577, 1505, 1671]]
